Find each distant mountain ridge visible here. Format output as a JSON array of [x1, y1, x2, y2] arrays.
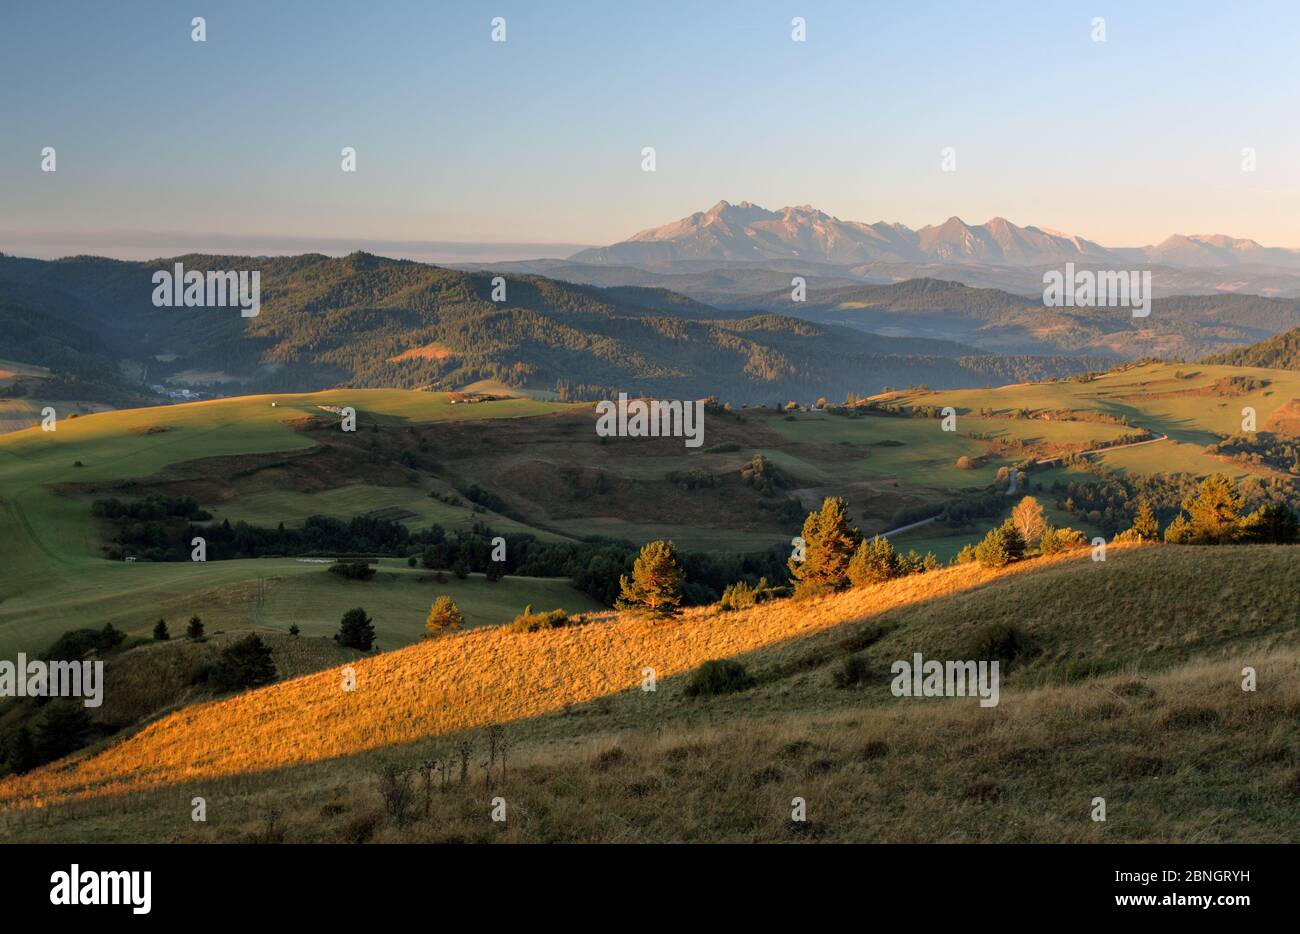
[[0, 252, 1115, 406], [572, 201, 1300, 271]]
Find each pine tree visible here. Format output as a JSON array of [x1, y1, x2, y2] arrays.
[[1131, 499, 1160, 540], [1182, 474, 1242, 543], [425, 596, 465, 637], [617, 540, 685, 619], [337, 607, 376, 650], [212, 634, 277, 692], [847, 535, 898, 587], [1238, 502, 1299, 544], [789, 497, 861, 597], [186, 616, 204, 639], [152, 618, 170, 641], [974, 519, 1026, 568]]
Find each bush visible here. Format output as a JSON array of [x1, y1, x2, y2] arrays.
[[509, 605, 569, 632], [1040, 526, 1088, 555], [212, 634, 278, 692], [831, 654, 871, 689], [954, 455, 975, 470], [684, 659, 755, 697], [960, 622, 1037, 670], [375, 763, 416, 827], [152, 619, 170, 641], [718, 576, 774, 611], [329, 560, 376, 581]]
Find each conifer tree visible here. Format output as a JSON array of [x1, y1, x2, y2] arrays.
[[425, 596, 465, 637], [337, 607, 376, 650], [789, 497, 861, 597], [1131, 500, 1160, 540], [617, 540, 685, 619], [847, 535, 898, 587]]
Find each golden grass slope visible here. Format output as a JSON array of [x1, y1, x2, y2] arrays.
[[4, 543, 1297, 812]]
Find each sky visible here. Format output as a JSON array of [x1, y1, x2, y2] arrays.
[[1, 0, 1297, 260]]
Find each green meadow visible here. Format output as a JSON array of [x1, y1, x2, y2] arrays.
[[0, 390, 575, 656]]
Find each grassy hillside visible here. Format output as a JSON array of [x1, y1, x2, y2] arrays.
[[3, 544, 1296, 841], [0, 389, 585, 656], [4, 362, 1297, 657]]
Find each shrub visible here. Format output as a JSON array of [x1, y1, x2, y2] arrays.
[[509, 605, 569, 632], [375, 763, 416, 827], [684, 659, 755, 697], [954, 455, 975, 470], [340, 811, 382, 844], [425, 596, 464, 637], [718, 576, 773, 611], [152, 619, 169, 641], [960, 622, 1037, 670], [831, 654, 871, 689], [329, 560, 376, 581], [186, 615, 204, 639]]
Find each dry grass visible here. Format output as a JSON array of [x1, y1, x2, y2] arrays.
[[2, 542, 1297, 846], [5, 653, 1295, 843], [1, 548, 1094, 807]]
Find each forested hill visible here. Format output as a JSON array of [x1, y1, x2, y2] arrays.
[[1204, 326, 1300, 370], [0, 252, 1113, 403]]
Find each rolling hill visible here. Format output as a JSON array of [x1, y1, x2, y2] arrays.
[[729, 278, 1300, 360], [0, 252, 1115, 408], [2, 543, 1296, 842], [1204, 326, 1300, 370]]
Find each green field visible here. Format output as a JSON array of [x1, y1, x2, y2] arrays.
[[0, 390, 577, 655], [3, 365, 1296, 657]]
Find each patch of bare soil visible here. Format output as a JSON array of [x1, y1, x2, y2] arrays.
[[1262, 399, 1300, 437]]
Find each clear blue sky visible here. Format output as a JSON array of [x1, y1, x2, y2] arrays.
[[2, 0, 1296, 257]]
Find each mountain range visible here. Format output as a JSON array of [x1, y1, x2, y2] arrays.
[[570, 201, 1300, 272]]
